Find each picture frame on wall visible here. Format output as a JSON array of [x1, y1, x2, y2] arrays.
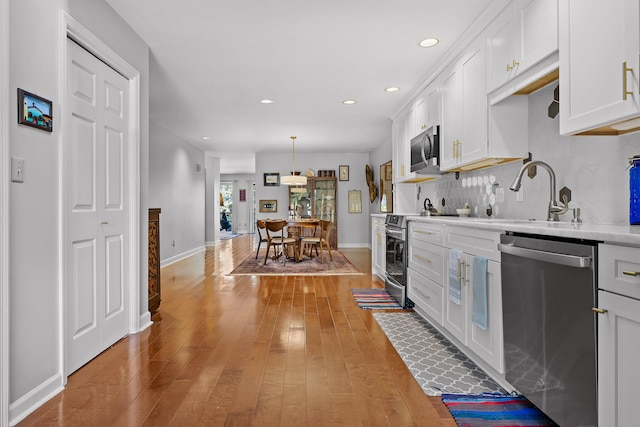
[[239, 189, 246, 202], [339, 165, 349, 181], [17, 88, 53, 132], [348, 190, 362, 213], [263, 172, 280, 186], [259, 199, 278, 212]]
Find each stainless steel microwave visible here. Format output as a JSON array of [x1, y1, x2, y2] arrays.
[[410, 125, 442, 174]]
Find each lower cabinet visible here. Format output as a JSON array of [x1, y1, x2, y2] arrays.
[[444, 249, 503, 373], [407, 222, 504, 374], [597, 243, 640, 425], [371, 216, 386, 280]]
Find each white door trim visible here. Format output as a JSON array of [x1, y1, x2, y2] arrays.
[[58, 11, 142, 379], [1, 1, 10, 426]]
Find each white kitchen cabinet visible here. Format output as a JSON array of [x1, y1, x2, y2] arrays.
[[559, 0, 640, 135], [407, 97, 428, 139], [441, 37, 487, 171], [444, 227, 504, 373], [407, 222, 446, 325], [371, 216, 386, 280], [392, 114, 408, 182], [426, 82, 441, 128], [486, 0, 558, 94], [597, 243, 640, 426]]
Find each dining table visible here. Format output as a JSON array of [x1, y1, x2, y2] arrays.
[[284, 218, 320, 261]]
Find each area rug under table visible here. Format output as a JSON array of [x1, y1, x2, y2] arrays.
[[351, 288, 404, 309], [228, 250, 363, 276], [373, 312, 504, 396], [441, 393, 559, 427]]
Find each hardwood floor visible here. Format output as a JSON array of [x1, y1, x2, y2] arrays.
[[19, 234, 456, 426]]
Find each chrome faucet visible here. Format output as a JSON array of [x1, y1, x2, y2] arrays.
[[510, 160, 568, 221]]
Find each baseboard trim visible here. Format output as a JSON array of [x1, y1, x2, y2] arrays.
[[9, 373, 64, 426], [337, 243, 369, 249], [160, 245, 206, 268]]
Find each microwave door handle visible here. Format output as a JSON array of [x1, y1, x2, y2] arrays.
[[420, 133, 429, 165]]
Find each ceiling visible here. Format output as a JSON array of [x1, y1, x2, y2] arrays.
[[105, 0, 495, 174]]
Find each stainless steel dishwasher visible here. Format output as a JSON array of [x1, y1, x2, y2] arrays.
[[499, 233, 597, 427]]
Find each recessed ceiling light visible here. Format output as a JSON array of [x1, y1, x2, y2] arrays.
[[260, 99, 275, 104], [343, 99, 357, 105], [419, 38, 440, 48], [385, 87, 400, 93], [201, 136, 210, 140]]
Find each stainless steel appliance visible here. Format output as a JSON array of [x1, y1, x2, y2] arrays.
[[499, 233, 597, 427], [384, 214, 412, 307], [410, 125, 442, 174]]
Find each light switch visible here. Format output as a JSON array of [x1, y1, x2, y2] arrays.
[[11, 156, 24, 183]]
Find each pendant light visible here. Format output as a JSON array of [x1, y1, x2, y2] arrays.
[[280, 136, 307, 186]]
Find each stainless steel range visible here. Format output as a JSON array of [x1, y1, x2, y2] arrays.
[[384, 214, 413, 308]]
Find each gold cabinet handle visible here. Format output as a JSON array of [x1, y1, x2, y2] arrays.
[[623, 270, 640, 277], [592, 307, 608, 315], [623, 61, 634, 100], [506, 64, 513, 71], [513, 59, 520, 67], [457, 259, 462, 281], [101, 221, 109, 224], [464, 261, 470, 284], [414, 254, 432, 263], [415, 230, 433, 235]]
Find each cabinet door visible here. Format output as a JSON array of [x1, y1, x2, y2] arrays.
[[486, 3, 517, 92], [597, 291, 640, 426], [466, 258, 504, 373], [371, 218, 386, 279], [426, 83, 441, 127], [440, 65, 462, 170], [515, 0, 558, 75], [392, 114, 408, 180], [559, 0, 640, 135], [459, 39, 488, 166], [444, 249, 466, 344]]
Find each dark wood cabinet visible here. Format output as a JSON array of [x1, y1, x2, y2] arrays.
[[148, 208, 161, 312], [288, 176, 337, 248]]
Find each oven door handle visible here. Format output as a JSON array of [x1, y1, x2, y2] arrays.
[[386, 229, 405, 239], [498, 243, 592, 268]]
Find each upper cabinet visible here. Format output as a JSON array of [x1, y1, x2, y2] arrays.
[[487, 0, 559, 94], [559, 0, 640, 135], [441, 38, 487, 171]]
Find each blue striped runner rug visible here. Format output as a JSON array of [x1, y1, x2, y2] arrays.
[[442, 393, 559, 426], [351, 288, 403, 310]]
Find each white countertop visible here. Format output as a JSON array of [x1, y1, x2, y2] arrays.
[[405, 215, 640, 246]]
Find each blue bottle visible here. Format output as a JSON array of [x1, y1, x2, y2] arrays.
[[631, 156, 640, 224]]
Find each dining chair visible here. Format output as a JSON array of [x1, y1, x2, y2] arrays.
[[264, 220, 297, 265], [300, 219, 334, 263], [255, 220, 268, 259]]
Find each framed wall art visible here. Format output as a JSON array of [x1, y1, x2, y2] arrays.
[[348, 190, 362, 213], [18, 88, 53, 132], [239, 189, 246, 202], [259, 199, 278, 213], [263, 172, 280, 186], [339, 165, 349, 181]]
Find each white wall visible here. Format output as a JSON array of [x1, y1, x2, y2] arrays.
[[368, 138, 393, 216], [149, 121, 205, 265], [417, 83, 640, 224], [7, 1, 149, 423], [255, 152, 371, 247]]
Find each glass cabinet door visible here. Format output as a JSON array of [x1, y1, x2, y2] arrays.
[[289, 185, 312, 218], [313, 179, 335, 222]]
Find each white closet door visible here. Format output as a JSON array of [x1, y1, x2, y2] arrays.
[[66, 39, 129, 374]]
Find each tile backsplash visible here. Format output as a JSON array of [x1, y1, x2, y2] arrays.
[[417, 84, 640, 225]]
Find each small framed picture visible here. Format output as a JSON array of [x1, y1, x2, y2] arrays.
[[263, 172, 280, 186], [348, 190, 362, 213], [385, 163, 393, 181], [339, 165, 349, 181], [259, 199, 278, 213], [18, 88, 53, 132], [239, 189, 246, 202]]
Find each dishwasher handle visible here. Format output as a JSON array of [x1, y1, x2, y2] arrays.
[[498, 243, 592, 268]]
